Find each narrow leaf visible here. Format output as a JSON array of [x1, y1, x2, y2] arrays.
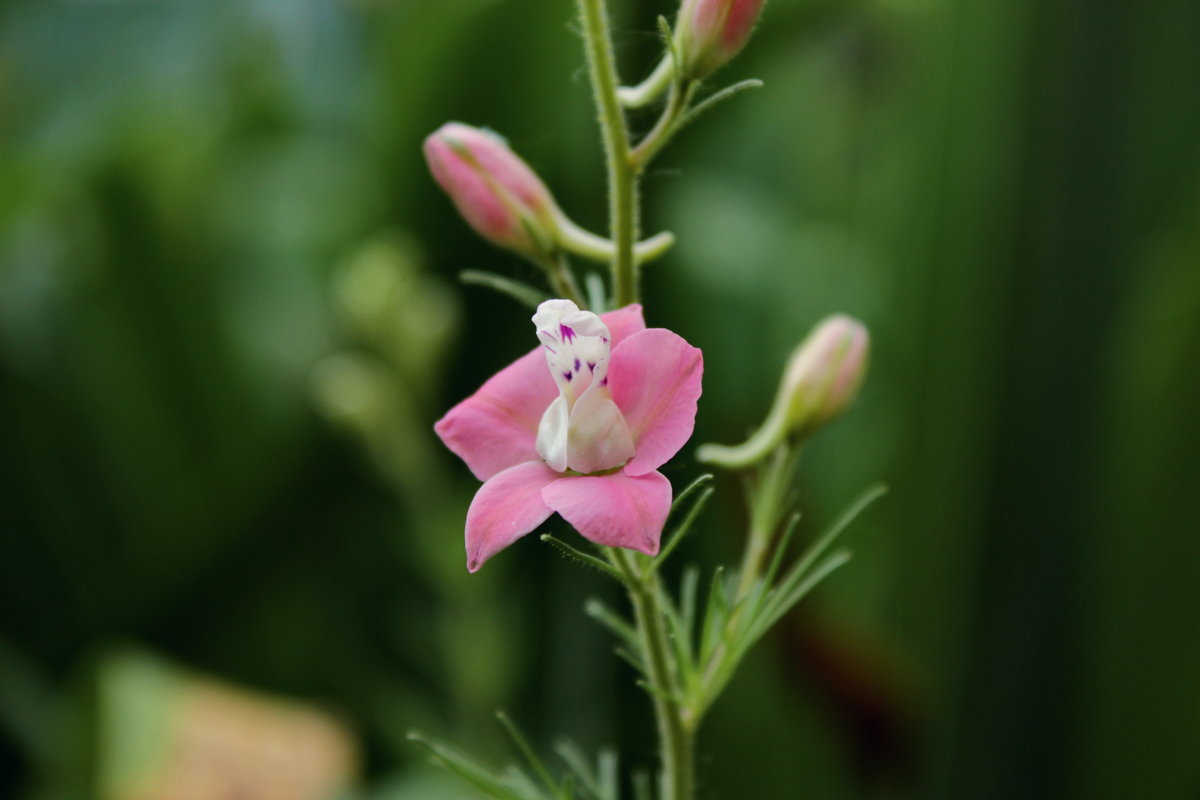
[[632, 769, 653, 800], [554, 739, 602, 800], [496, 711, 557, 795], [678, 79, 764, 130], [636, 678, 681, 704], [541, 534, 627, 583], [698, 566, 730, 663], [584, 598, 639, 648], [761, 550, 854, 634], [656, 15, 680, 81], [407, 731, 529, 800], [460, 270, 550, 308], [776, 484, 886, 602], [597, 747, 619, 800], [654, 486, 715, 567], [762, 511, 802, 598], [670, 473, 713, 515], [614, 645, 646, 675]]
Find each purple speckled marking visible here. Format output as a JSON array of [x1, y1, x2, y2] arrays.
[[563, 371, 573, 381], [544, 343, 557, 353], [560, 324, 576, 342], [574, 358, 581, 371], [587, 361, 596, 372], [601, 377, 608, 386]]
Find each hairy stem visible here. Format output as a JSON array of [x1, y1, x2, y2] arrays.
[[577, 0, 639, 306], [611, 550, 695, 800]]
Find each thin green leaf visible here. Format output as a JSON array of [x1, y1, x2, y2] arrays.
[[698, 567, 730, 664], [554, 740, 602, 800], [496, 711, 557, 795], [460, 270, 550, 308], [541, 534, 627, 583], [584, 272, 608, 313], [658, 586, 696, 688], [760, 550, 853, 635], [407, 731, 529, 800], [584, 598, 639, 648], [678, 79, 764, 130], [654, 486, 715, 567], [636, 678, 680, 704], [656, 15, 679, 82], [670, 473, 713, 515], [632, 769, 653, 800], [775, 484, 886, 603], [762, 511, 802, 598], [597, 747, 619, 800], [679, 565, 700, 652], [614, 645, 646, 675]]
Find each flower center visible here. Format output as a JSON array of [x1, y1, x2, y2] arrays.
[[532, 300, 635, 474]]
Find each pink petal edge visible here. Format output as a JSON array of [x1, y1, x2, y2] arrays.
[[434, 347, 557, 481], [465, 461, 560, 572], [434, 304, 646, 481], [542, 470, 672, 556], [608, 328, 704, 476]]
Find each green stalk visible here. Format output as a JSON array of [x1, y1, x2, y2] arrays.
[[630, 80, 697, 172], [735, 445, 798, 598], [610, 550, 695, 800], [576, 0, 639, 306]]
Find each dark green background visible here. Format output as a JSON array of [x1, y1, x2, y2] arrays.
[[2, 0, 1198, 797]]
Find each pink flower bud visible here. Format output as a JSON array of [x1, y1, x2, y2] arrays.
[[781, 314, 869, 433], [423, 122, 559, 259], [674, 0, 765, 80], [697, 314, 867, 468]]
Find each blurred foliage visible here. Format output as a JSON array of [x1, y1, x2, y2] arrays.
[[1, 0, 1198, 798]]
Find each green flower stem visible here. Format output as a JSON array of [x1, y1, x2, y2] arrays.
[[617, 54, 674, 108], [610, 549, 695, 800], [630, 80, 697, 172], [554, 213, 676, 265], [576, 0, 639, 306], [735, 444, 799, 599]]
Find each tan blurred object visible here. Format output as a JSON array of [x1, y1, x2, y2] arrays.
[[99, 651, 356, 800]]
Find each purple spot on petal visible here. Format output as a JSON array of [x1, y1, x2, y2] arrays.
[[601, 377, 608, 386], [574, 358, 581, 371], [560, 324, 576, 342], [563, 371, 573, 381], [587, 361, 596, 372], [601, 336, 608, 343]]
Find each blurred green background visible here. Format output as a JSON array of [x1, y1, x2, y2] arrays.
[[2, 0, 1198, 797]]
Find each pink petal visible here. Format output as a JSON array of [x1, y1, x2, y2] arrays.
[[608, 329, 704, 476], [465, 461, 560, 572], [601, 303, 646, 346], [434, 304, 646, 481], [435, 348, 557, 481], [542, 470, 672, 556]]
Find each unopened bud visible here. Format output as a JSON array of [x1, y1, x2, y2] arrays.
[[779, 314, 869, 432], [674, 0, 765, 81], [423, 122, 559, 259], [697, 314, 869, 469]]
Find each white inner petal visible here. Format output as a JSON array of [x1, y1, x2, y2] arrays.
[[533, 299, 612, 408], [532, 300, 633, 472]]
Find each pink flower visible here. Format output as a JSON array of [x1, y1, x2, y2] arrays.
[[435, 301, 704, 572]]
